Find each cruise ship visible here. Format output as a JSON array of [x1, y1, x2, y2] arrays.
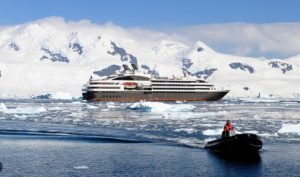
[[82, 64, 229, 101]]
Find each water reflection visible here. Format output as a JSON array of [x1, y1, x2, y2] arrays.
[[207, 150, 262, 176], [208, 150, 262, 164]]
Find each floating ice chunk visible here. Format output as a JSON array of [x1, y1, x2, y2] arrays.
[[235, 130, 242, 134], [0, 103, 47, 114], [73, 166, 89, 170], [127, 101, 195, 112], [174, 128, 197, 134], [13, 114, 27, 119], [198, 123, 215, 127], [282, 101, 298, 104], [243, 130, 258, 134], [258, 132, 278, 137], [33, 92, 73, 100], [203, 137, 217, 142], [86, 104, 98, 109], [106, 102, 116, 108], [48, 107, 62, 111], [202, 128, 223, 136], [278, 124, 300, 135], [0, 103, 8, 111], [239, 98, 280, 103], [71, 101, 82, 104], [128, 102, 152, 112]]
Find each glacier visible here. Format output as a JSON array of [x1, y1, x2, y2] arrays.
[[0, 17, 300, 99]]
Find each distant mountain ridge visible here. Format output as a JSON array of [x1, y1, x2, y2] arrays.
[[0, 17, 299, 98]]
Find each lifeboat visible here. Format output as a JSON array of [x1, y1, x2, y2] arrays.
[[123, 82, 138, 89]]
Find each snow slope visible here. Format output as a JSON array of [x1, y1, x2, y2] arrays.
[[0, 17, 299, 98]]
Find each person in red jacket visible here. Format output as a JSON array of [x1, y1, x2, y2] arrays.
[[222, 120, 235, 138]]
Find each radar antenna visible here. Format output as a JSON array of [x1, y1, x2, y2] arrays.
[[151, 65, 157, 78]]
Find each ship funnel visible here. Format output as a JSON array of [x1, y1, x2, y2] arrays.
[[131, 63, 138, 70], [122, 64, 130, 71]]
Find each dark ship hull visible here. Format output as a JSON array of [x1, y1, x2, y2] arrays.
[[82, 90, 229, 102]]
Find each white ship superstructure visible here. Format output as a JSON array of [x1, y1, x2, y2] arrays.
[[82, 64, 229, 101]]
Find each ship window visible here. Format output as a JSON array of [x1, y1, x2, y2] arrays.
[[196, 80, 207, 83], [132, 76, 150, 81], [113, 76, 150, 81], [113, 76, 134, 80]]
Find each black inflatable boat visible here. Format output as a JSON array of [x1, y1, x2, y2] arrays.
[[205, 134, 262, 152]]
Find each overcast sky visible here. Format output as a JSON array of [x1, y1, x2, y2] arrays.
[[1, 0, 300, 58]]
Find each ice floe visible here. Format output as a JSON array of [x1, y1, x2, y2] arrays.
[[13, 114, 27, 119], [278, 124, 300, 135], [1, 99, 300, 144], [243, 130, 258, 134], [85, 104, 98, 109], [127, 101, 195, 112], [174, 128, 197, 134], [106, 102, 117, 108], [257, 132, 279, 137], [202, 128, 223, 136], [70, 101, 82, 104], [73, 166, 89, 170], [0, 103, 7, 110], [239, 98, 280, 103], [48, 107, 62, 111], [0, 102, 47, 114], [203, 137, 217, 142]]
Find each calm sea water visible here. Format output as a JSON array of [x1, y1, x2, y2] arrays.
[[0, 99, 300, 176]]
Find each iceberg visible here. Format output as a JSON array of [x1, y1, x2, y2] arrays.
[[33, 92, 73, 100], [127, 101, 195, 112], [278, 124, 300, 135], [0, 102, 47, 114]]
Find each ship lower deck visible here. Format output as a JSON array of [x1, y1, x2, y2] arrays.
[[82, 90, 229, 101]]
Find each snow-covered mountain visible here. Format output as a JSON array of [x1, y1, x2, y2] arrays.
[[0, 17, 299, 99]]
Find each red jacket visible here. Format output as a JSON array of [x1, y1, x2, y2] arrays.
[[223, 123, 234, 132]]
